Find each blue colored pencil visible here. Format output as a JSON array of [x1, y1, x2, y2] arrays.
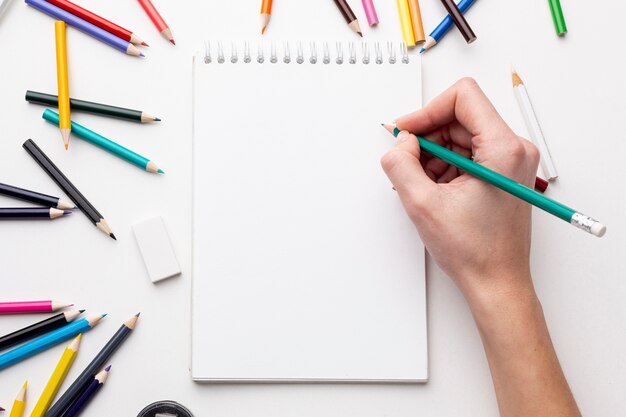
[[0, 315, 105, 370], [25, 0, 143, 57], [62, 366, 111, 417], [420, 0, 477, 53]]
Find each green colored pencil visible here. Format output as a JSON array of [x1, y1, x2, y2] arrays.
[[383, 125, 605, 237], [548, 0, 567, 36], [42, 109, 164, 174]]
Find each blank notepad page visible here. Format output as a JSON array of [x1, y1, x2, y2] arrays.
[[192, 42, 426, 382]]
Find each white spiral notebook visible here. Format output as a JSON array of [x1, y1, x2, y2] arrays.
[[192, 41, 427, 382]]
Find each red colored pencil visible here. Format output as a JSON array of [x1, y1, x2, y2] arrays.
[[46, 0, 147, 46], [137, 0, 175, 45]]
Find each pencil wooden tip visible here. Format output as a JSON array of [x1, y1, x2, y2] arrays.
[[381, 123, 397, 135], [125, 312, 140, 329]]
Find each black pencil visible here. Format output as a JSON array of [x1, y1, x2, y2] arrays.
[[45, 313, 140, 417], [25, 91, 161, 124], [0, 182, 75, 210], [0, 207, 71, 220], [22, 139, 116, 240], [438, 0, 476, 43], [0, 310, 83, 351]]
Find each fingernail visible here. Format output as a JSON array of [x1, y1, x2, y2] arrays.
[[397, 130, 410, 143]]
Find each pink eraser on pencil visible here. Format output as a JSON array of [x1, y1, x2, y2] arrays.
[[132, 216, 181, 283]]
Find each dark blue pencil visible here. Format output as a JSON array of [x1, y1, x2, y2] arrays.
[[62, 366, 111, 417], [420, 0, 477, 53]]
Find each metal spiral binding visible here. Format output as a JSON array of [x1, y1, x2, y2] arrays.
[[204, 42, 411, 65]]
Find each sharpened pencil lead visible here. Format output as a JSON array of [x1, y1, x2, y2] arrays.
[[105, 365, 112, 371], [79, 309, 85, 313], [142, 42, 149, 47], [154, 117, 161, 122], [158, 169, 164, 174], [110, 233, 117, 240], [140, 52, 145, 57], [358, 32, 363, 37], [63, 210, 72, 216], [102, 313, 107, 318], [419, 48, 425, 54], [170, 39, 176, 45]]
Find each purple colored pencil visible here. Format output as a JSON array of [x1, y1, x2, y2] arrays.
[[25, 0, 143, 57], [62, 366, 111, 417]]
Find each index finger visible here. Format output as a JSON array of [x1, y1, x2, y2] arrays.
[[396, 78, 510, 141]]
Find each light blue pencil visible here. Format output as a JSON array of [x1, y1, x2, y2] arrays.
[[0, 314, 105, 370], [42, 109, 164, 174]]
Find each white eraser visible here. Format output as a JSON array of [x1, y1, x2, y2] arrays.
[[132, 216, 181, 283]]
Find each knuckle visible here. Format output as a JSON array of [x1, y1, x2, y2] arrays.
[[524, 142, 541, 166], [456, 77, 479, 91], [508, 140, 527, 162]]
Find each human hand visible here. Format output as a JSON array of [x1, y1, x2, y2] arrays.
[[381, 78, 541, 303]]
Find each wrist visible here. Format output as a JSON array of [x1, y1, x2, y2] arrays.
[[460, 271, 540, 329]]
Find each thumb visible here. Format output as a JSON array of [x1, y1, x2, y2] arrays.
[[381, 130, 438, 213]]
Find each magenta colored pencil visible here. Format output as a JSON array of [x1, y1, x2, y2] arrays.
[[0, 301, 72, 314], [361, 0, 379, 26]]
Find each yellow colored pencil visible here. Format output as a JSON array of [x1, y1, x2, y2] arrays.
[[55, 21, 71, 150], [9, 381, 27, 417], [396, 0, 416, 47], [30, 335, 81, 417]]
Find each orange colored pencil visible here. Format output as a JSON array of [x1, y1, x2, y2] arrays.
[[260, 0, 273, 34], [408, 0, 425, 43]]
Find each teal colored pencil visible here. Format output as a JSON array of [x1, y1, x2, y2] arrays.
[[384, 125, 606, 237], [42, 109, 164, 174], [0, 314, 105, 370]]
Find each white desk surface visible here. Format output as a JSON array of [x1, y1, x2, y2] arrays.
[[0, 1, 625, 416]]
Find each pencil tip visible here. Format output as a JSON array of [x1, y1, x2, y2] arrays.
[[170, 39, 176, 45], [154, 117, 161, 122], [419, 48, 425, 54], [79, 309, 85, 313], [105, 365, 112, 372], [63, 210, 72, 216], [357, 32, 363, 37], [261, 26, 266, 34], [64, 144, 69, 150], [101, 313, 107, 318], [158, 169, 164, 174], [136, 312, 141, 317], [23, 380, 28, 389], [140, 53, 145, 57], [110, 233, 117, 240], [142, 42, 149, 47]]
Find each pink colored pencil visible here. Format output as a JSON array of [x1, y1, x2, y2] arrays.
[[0, 300, 72, 314], [361, 0, 379, 26]]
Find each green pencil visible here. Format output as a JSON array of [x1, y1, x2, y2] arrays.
[[42, 109, 164, 174], [383, 125, 605, 237], [548, 0, 567, 36]]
